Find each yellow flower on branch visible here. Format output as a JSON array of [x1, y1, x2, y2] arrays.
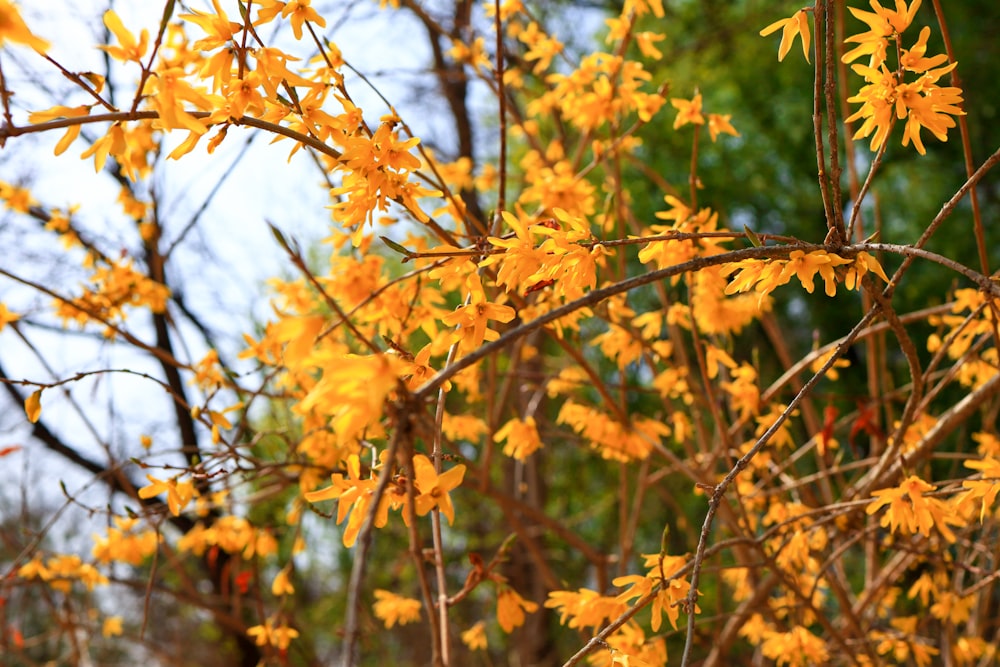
[[28, 105, 90, 155], [281, 0, 326, 41], [900, 26, 949, 73], [147, 67, 215, 136], [957, 456, 1000, 522], [760, 626, 829, 667], [518, 21, 563, 74], [898, 72, 964, 155], [494, 416, 543, 460], [179, 0, 241, 52], [843, 1, 964, 154], [623, 0, 664, 18], [441, 274, 516, 350], [844, 251, 891, 289], [304, 454, 388, 547], [779, 250, 852, 297], [0, 179, 38, 212], [447, 35, 492, 72], [412, 454, 466, 524], [544, 587, 626, 630], [0, 302, 20, 331], [247, 619, 299, 650], [670, 93, 704, 129], [842, 0, 921, 67], [496, 586, 539, 632], [138, 474, 196, 516], [759, 9, 810, 63], [79, 122, 129, 175], [634, 31, 666, 60], [372, 589, 422, 628], [98, 10, 148, 63], [866, 475, 961, 542], [91, 517, 159, 565]]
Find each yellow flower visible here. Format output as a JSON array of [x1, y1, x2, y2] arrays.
[[303, 454, 388, 548], [779, 250, 851, 297], [281, 0, 326, 40], [98, 10, 148, 63], [900, 26, 949, 73], [412, 454, 466, 524], [707, 113, 739, 142], [842, 0, 921, 67], [957, 456, 1000, 522], [372, 589, 422, 628], [102, 616, 123, 638], [0, 302, 20, 331], [0, 180, 38, 212], [866, 475, 959, 542], [271, 566, 295, 596], [441, 275, 516, 350], [0, 0, 49, 52], [518, 21, 564, 74], [670, 93, 704, 129], [28, 105, 90, 155], [846, 64, 897, 151], [247, 619, 300, 650], [461, 621, 488, 650], [634, 31, 665, 60], [844, 251, 890, 289], [898, 72, 964, 155], [760, 626, 829, 667], [493, 416, 543, 460], [146, 67, 214, 136], [179, 0, 241, 51], [137, 474, 196, 516], [496, 586, 539, 632], [759, 10, 810, 63]]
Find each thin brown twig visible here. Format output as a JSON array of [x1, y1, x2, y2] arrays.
[[821, 0, 846, 244], [430, 336, 462, 665], [491, 0, 508, 236], [812, 1, 836, 243]]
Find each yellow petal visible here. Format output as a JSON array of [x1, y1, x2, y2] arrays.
[[24, 389, 42, 423]]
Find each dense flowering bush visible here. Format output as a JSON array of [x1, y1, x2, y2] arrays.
[[2, 1, 999, 665]]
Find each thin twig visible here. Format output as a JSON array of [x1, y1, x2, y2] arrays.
[[491, 0, 508, 236]]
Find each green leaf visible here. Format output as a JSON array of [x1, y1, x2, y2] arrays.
[[743, 224, 762, 248], [268, 222, 292, 252], [380, 235, 414, 259], [155, 0, 177, 48]]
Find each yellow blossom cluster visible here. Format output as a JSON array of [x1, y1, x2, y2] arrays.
[[18, 553, 108, 592], [762, 1, 965, 155], [304, 453, 466, 547], [91, 517, 160, 566], [723, 249, 889, 300], [54, 258, 171, 334]]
